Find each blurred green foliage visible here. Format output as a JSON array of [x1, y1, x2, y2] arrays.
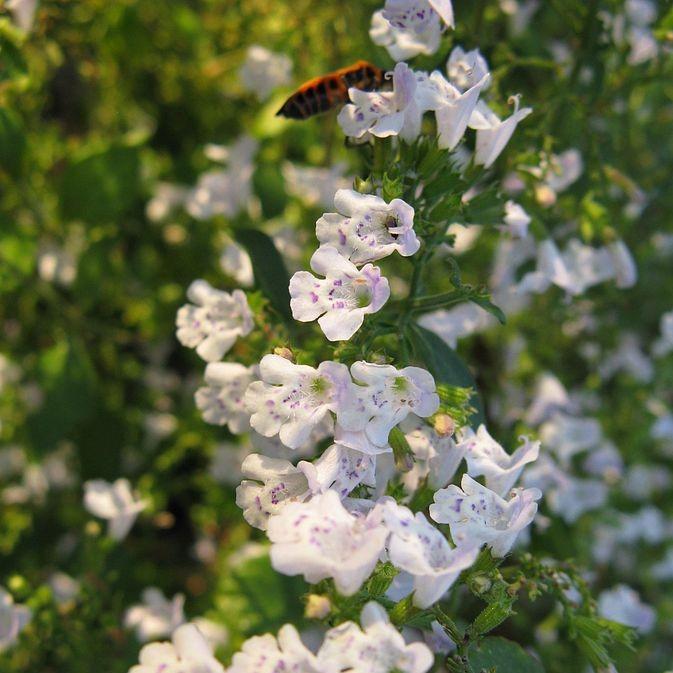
[[0, 0, 673, 671]]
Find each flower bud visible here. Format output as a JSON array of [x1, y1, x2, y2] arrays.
[[433, 413, 455, 437], [273, 346, 294, 361], [304, 594, 331, 620], [535, 184, 556, 208]]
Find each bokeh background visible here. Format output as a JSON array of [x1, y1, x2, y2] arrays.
[[1, 0, 673, 671]]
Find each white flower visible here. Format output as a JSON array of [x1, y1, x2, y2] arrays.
[[500, 0, 540, 36], [382, 500, 479, 607], [191, 618, 228, 651], [176, 280, 253, 362], [539, 413, 602, 465], [501, 201, 531, 238], [290, 246, 390, 341], [37, 243, 78, 286], [542, 149, 583, 194], [220, 241, 254, 287], [460, 425, 540, 496], [267, 490, 388, 595], [369, 10, 437, 60], [235, 453, 314, 530], [522, 454, 607, 523], [345, 362, 440, 447], [238, 45, 292, 100], [416, 71, 490, 150], [515, 239, 578, 295], [383, 0, 454, 32], [195, 362, 257, 431], [607, 239, 637, 288], [399, 415, 465, 493], [525, 372, 572, 426], [185, 136, 257, 220], [653, 310, 673, 357], [282, 162, 352, 209], [598, 585, 656, 634], [48, 572, 80, 605], [6, 0, 38, 32], [430, 474, 541, 557], [146, 183, 189, 222], [418, 303, 494, 349], [124, 588, 185, 643], [338, 63, 422, 143], [652, 548, 673, 581], [317, 189, 419, 266], [129, 622, 224, 673], [599, 333, 653, 383], [0, 587, 31, 653], [447, 46, 490, 92], [470, 99, 532, 168], [304, 443, 377, 498], [370, 0, 453, 60], [83, 478, 146, 541], [318, 602, 434, 673], [229, 624, 322, 673], [245, 355, 358, 450]]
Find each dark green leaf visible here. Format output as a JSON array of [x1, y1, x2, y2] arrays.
[[468, 637, 545, 673], [27, 339, 97, 453], [0, 107, 25, 176], [408, 323, 485, 426], [233, 227, 292, 321], [469, 292, 506, 325], [462, 187, 505, 226], [0, 20, 28, 82]]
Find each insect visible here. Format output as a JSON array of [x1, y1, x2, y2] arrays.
[[276, 60, 386, 120]]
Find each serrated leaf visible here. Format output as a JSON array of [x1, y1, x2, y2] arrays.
[[408, 323, 485, 427], [468, 637, 545, 673], [233, 227, 292, 322]]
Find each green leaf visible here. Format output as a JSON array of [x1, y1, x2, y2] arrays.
[[468, 637, 545, 673], [0, 20, 28, 82], [59, 144, 141, 224], [0, 232, 35, 291], [0, 107, 25, 176], [382, 172, 404, 201], [469, 292, 506, 325], [408, 323, 485, 427], [461, 187, 505, 226], [27, 339, 97, 453], [216, 551, 305, 649], [233, 227, 292, 321]]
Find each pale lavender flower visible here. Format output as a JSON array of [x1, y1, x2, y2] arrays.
[[176, 280, 253, 362], [83, 478, 146, 541], [318, 601, 434, 673], [317, 189, 419, 265], [124, 588, 185, 643], [290, 246, 390, 341], [244, 355, 355, 450], [346, 361, 440, 447], [460, 425, 540, 496], [129, 622, 224, 673], [430, 474, 541, 556], [0, 588, 31, 653], [382, 500, 479, 607], [195, 362, 257, 431], [267, 490, 388, 595], [470, 99, 532, 168], [338, 63, 422, 143]]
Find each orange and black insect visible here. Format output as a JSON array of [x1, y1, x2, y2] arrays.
[[276, 60, 386, 120]]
